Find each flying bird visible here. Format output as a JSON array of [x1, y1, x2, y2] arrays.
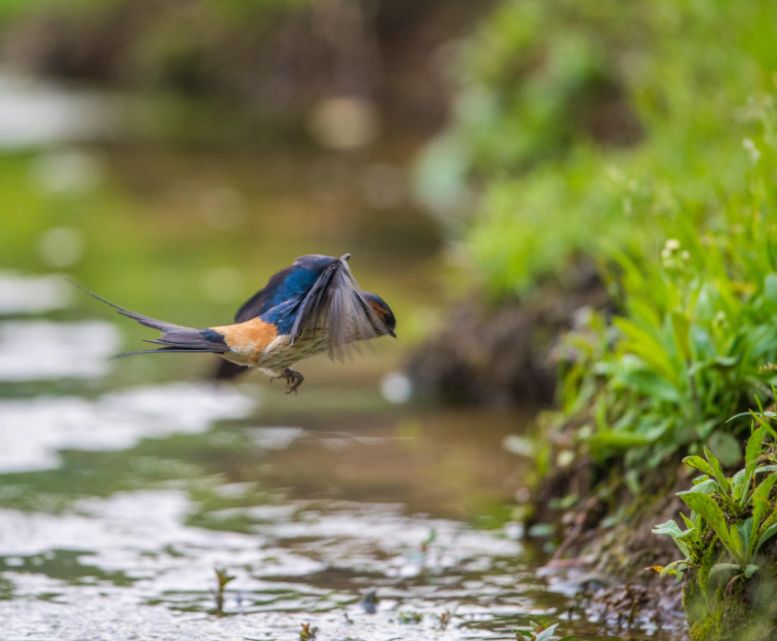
[[75, 254, 396, 393]]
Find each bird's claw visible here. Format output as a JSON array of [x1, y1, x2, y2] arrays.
[[274, 368, 304, 394]]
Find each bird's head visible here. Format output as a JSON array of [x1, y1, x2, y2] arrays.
[[362, 292, 396, 338]]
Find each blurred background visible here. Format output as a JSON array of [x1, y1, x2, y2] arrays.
[[1, 1, 774, 639], [0, 2, 548, 640]]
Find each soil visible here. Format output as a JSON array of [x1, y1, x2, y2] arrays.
[[407, 260, 609, 407]]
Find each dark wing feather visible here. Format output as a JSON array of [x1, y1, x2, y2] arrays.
[[290, 260, 386, 360], [232, 265, 294, 323], [212, 265, 297, 380], [213, 359, 252, 381]]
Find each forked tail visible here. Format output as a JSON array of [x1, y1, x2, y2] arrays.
[[69, 280, 227, 357]]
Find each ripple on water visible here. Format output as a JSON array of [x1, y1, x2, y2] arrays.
[[0, 382, 257, 471], [0, 319, 120, 381], [0, 271, 74, 316], [0, 488, 556, 641]]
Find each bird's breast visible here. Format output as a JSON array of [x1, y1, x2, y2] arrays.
[[213, 317, 332, 370], [260, 331, 330, 369]]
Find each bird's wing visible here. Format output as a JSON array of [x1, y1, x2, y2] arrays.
[[232, 265, 295, 323], [213, 266, 294, 379], [231, 255, 339, 322], [215, 256, 335, 379], [290, 259, 386, 360], [213, 359, 251, 380]]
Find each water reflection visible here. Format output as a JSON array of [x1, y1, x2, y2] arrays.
[[0, 271, 73, 315], [0, 320, 119, 382], [0, 381, 255, 471], [0, 487, 541, 640]]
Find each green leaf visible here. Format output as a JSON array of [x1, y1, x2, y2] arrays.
[[652, 519, 683, 538], [703, 446, 730, 492], [589, 429, 655, 450], [534, 623, 560, 641], [671, 310, 690, 361], [728, 523, 746, 565], [755, 523, 777, 553], [728, 411, 777, 424], [739, 427, 772, 508], [678, 491, 731, 551], [709, 562, 740, 585], [659, 559, 689, 578], [614, 318, 682, 388], [653, 519, 693, 557], [764, 273, 777, 305], [751, 474, 777, 545], [746, 426, 767, 468], [679, 512, 696, 529], [731, 469, 748, 505], [689, 478, 718, 494], [737, 517, 753, 558], [687, 356, 739, 377], [683, 455, 716, 480]]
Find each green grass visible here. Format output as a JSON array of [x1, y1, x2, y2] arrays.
[[558, 105, 777, 470], [421, 0, 777, 477], [419, 0, 777, 300]]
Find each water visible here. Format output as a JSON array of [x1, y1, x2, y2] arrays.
[[0, 76, 682, 640], [0, 274, 685, 641]]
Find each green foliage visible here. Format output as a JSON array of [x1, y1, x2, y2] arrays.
[[432, 0, 777, 470], [563, 165, 777, 466], [654, 413, 777, 582], [419, 0, 777, 299]]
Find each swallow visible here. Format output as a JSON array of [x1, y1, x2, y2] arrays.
[[75, 254, 396, 393]]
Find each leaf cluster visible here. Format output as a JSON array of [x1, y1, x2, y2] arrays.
[[654, 415, 777, 583]]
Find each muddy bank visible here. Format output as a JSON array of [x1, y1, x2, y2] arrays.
[[407, 261, 608, 407], [531, 443, 687, 624]]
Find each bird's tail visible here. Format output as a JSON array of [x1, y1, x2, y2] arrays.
[[69, 280, 227, 357]]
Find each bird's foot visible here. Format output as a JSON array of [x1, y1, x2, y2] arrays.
[[275, 368, 304, 394]]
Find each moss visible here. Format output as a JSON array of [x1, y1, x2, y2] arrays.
[[683, 552, 777, 641]]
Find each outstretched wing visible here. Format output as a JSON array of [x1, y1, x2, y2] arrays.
[[232, 255, 341, 323], [289, 258, 386, 360]]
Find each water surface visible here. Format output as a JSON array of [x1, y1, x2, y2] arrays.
[[0, 271, 685, 641]]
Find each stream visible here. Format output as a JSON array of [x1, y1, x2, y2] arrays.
[[0, 271, 683, 641], [0, 74, 682, 641]]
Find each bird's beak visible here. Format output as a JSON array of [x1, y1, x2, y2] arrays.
[[388, 329, 397, 338]]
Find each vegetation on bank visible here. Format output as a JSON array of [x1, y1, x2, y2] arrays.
[[655, 410, 777, 640], [421, 0, 776, 298], [421, 0, 777, 637]]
